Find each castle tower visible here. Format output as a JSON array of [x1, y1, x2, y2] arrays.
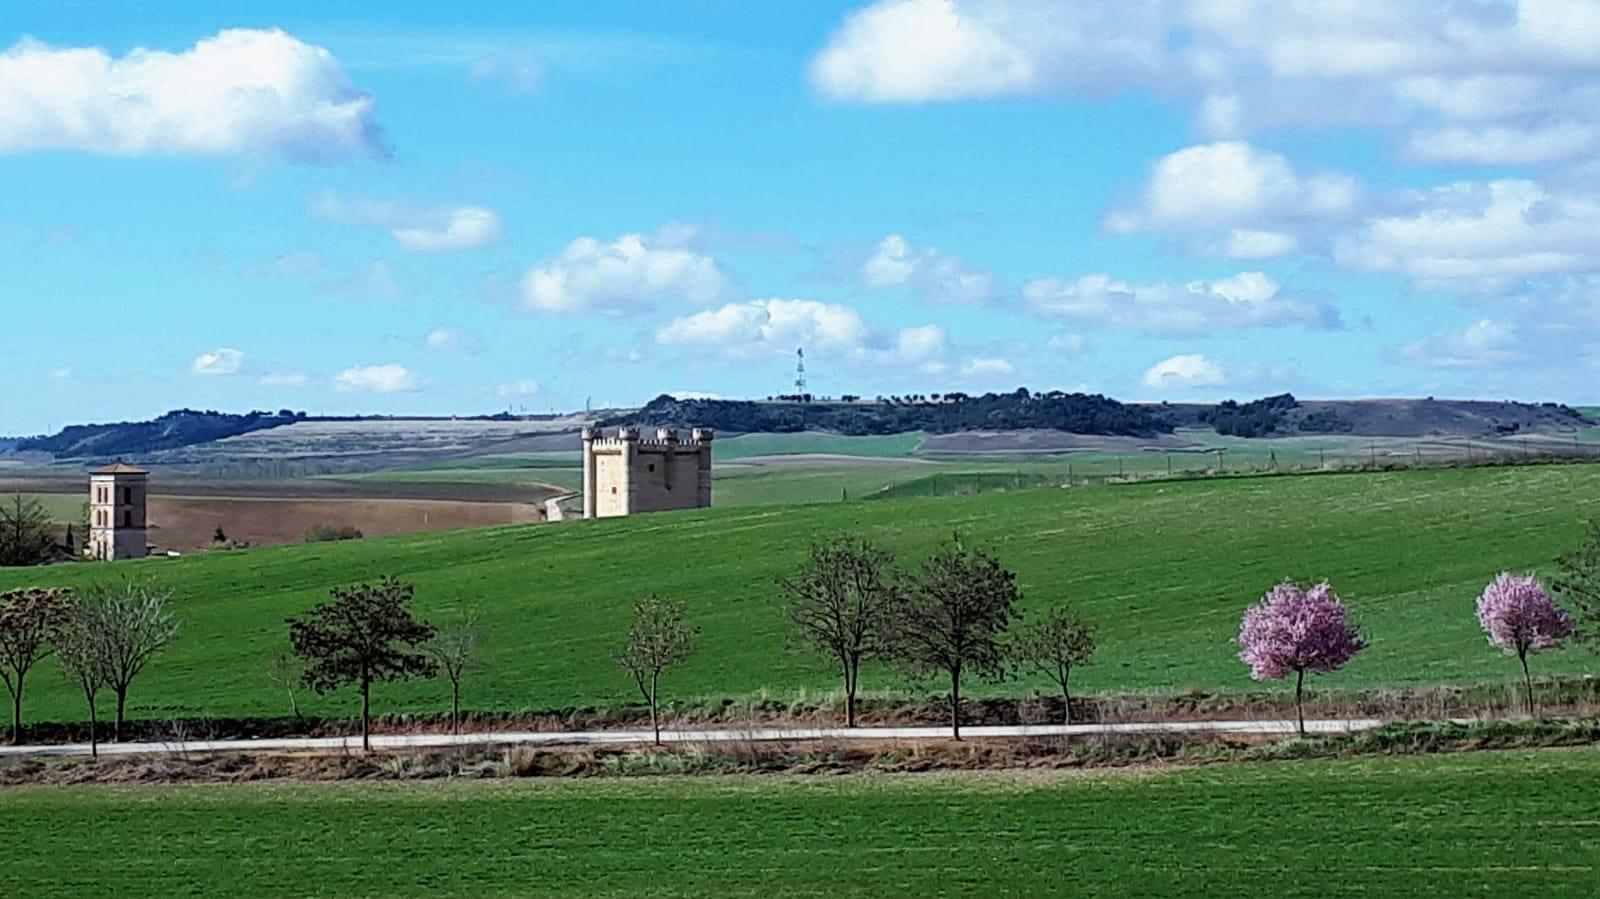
[[88, 463, 149, 561], [581, 426, 713, 518]]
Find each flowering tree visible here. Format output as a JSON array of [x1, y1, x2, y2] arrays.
[[1476, 572, 1572, 716], [1237, 580, 1366, 735]]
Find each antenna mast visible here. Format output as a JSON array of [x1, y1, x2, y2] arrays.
[[794, 347, 807, 399]]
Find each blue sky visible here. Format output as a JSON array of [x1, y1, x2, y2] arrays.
[[5, 0, 1600, 434]]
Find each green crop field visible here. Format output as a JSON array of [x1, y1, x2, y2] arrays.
[[3, 463, 1600, 727], [3, 749, 1597, 896]]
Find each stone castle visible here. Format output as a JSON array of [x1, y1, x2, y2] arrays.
[[581, 426, 713, 518], [88, 463, 150, 561]]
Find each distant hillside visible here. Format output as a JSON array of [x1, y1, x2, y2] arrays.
[[13, 409, 305, 459], [1148, 395, 1596, 439], [616, 391, 1173, 437]]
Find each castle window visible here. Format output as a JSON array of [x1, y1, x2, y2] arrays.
[[123, 511, 132, 527], [648, 463, 656, 472]]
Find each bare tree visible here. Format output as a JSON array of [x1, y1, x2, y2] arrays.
[[54, 598, 108, 758], [287, 577, 437, 752], [422, 604, 482, 735], [1014, 604, 1097, 725], [82, 581, 181, 741], [266, 652, 306, 723], [883, 536, 1020, 740], [0, 587, 73, 743], [616, 595, 697, 745], [776, 537, 895, 727]]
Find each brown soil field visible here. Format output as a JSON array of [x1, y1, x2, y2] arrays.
[[146, 496, 542, 552]]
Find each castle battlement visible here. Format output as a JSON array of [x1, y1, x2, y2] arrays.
[[580, 425, 713, 518]]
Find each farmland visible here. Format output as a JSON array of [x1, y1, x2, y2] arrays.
[[2, 463, 1599, 727], [3, 749, 1598, 896]]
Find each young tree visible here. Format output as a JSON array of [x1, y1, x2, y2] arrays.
[[1552, 519, 1600, 651], [616, 595, 697, 745], [54, 597, 107, 758], [776, 537, 896, 727], [0, 494, 56, 567], [422, 603, 482, 735], [0, 587, 73, 743], [884, 537, 1020, 740], [1014, 604, 1097, 725], [1236, 580, 1366, 736], [287, 576, 437, 751], [82, 581, 180, 741], [1476, 572, 1573, 716], [266, 652, 306, 722]]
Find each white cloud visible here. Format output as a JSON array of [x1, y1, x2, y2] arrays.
[[1397, 320, 1525, 368], [0, 29, 384, 162], [48, 367, 73, 380], [424, 327, 463, 351], [333, 363, 419, 394], [1141, 354, 1228, 390], [811, 2, 1600, 166], [261, 373, 310, 388], [960, 356, 1017, 377], [1335, 179, 1600, 291], [1022, 271, 1337, 332], [1045, 332, 1089, 356], [862, 234, 996, 304], [192, 348, 245, 377], [1108, 142, 1357, 253], [520, 228, 727, 314], [810, 0, 1168, 102], [658, 299, 870, 356], [314, 196, 503, 252], [496, 379, 541, 398]]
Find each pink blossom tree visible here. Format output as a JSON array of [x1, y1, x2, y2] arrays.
[[1476, 572, 1572, 716], [1237, 580, 1366, 736]]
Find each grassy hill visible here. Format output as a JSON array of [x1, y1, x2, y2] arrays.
[[4, 463, 1600, 726]]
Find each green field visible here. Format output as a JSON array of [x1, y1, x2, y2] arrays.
[[3, 463, 1600, 726], [3, 750, 1597, 896]]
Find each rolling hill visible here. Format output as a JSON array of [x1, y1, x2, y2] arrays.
[[3, 463, 1600, 728]]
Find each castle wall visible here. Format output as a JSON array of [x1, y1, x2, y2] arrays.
[[88, 471, 150, 561], [582, 428, 713, 518]]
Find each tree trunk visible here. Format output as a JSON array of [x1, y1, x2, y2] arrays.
[[649, 672, 661, 745], [360, 678, 371, 753], [1061, 671, 1072, 727], [1294, 669, 1305, 737], [288, 688, 301, 722], [10, 680, 22, 745], [844, 658, 858, 728], [86, 689, 98, 760], [451, 681, 461, 736], [1520, 651, 1536, 718], [115, 687, 127, 742], [949, 668, 962, 741]]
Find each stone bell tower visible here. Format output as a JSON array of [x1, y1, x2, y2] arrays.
[[88, 463, 150, 561]]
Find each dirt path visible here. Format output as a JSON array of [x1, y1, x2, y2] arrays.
[[0, 718, 1384, 758]]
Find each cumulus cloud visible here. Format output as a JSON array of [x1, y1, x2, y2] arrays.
[[1022, 271, 1338, 332], [810, 0, 1168, 102], [960, 356, 1017, 377], [314, 196, 503, 252], [423, 327, 465, 351], [1107, 142, 1357, 256], [657, 298, 952, 375], [1397, 319, 1525, 368], [192, 348, 245, 376], [1335, 179, 1600, 291], [333, 363, 419, 394], [1141, 353, 1228, 390], [812, 2, 1600, 167], [1139, 353, 1222, 388], [0, 29, 384, 162], [862, 234, 997, 304], [520, 228, 727, 314]]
